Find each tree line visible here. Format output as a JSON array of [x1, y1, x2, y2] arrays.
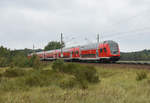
[[0, 41, 64, 67], [120, 49, 150, 61]]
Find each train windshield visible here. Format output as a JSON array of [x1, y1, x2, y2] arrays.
[[105, 41, 119, 55]]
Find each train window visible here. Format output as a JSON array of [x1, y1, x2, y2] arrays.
[[104, 48, 107, 52], [81, 54, 96, 58], [100, 49, 103, 53]]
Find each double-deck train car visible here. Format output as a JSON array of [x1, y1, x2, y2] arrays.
[[28, 40, 120, 62]]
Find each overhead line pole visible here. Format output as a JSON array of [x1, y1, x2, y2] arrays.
[[33, 44, 35, 54], [61, 33, 63, 58], [97, 34, 100, 43]]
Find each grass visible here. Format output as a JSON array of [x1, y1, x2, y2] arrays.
[[0, 63, 150, 103]]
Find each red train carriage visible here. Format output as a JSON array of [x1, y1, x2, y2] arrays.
[[28, 40, 120, 62], [72, 47, 80, 60], [62, 48, 71, 59], [45, 50, 55, 60], [80, 43, 98, 60]]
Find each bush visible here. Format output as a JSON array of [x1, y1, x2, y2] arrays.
[[11, 55, 29, 67], [59, 75, 77, 89], [136, 71, 147, 81], [77, 65, 99, 83], [64, 63, 79, 74], [0, 69, 61, 91], [23, 70, 59, 87], [29, 55, 42, 69], [52, 61, 100, 89], [0, 57, 9, 67], [2, 68, 26, 78], [52, 59, 65, 72], [0, 77, 29, 91]]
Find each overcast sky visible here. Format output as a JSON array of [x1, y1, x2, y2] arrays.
[[0, 0, 150, 52]]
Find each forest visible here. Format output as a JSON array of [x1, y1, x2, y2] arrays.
[[120, 49, 150, 61]]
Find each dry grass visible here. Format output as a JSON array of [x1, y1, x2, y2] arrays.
[[0, 64, 150, 103]]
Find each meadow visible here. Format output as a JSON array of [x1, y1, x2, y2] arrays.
[[0, 62, 150, 103]]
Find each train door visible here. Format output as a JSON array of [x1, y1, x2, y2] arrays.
[[99, 44, 107, 57], [75, 48, 80, 58], [72, 48, 76, 58], [103, 47, 107, 57]]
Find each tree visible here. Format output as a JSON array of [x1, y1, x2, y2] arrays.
[[44, 41, 65, 51]]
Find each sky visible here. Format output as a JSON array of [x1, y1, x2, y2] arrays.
[[0, 0, 150, 52]]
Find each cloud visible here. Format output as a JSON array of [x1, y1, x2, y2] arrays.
[[0, 0, 150, 51]]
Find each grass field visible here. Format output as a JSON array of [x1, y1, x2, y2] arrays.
[[0, 63, 150, 103]]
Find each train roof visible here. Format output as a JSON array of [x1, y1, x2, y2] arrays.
[[103, 40, 117, 44], [29, 40, 118, 55], [80, 43, 98, 50]]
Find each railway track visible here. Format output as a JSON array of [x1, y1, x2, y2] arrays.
[[76, 61, 150, 70], [42, 60, 150, 70], [42, 60, 150, 65], [116, 61, 150, 65], [43, 61, 150, 65], [75, 61, 150, 65]]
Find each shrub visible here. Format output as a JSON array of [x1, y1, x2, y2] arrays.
[[0, 69, 60, 91], [73, 65, 99, 83], [136, 71, 147, 81], [29, 55, 42, 69], [0, 77, 29, 91], [59, 75, 77, 89], [0, 57, 9, 67], [23, 70, 58, 87], [78, 79, 88, 89], [2, 68, 26, 78], [52, 61, 100, 89], [23, 71, 48, 86], [11, 55, 29, 67], [64, 63, 78, 74], [52, 59, 65, 72]]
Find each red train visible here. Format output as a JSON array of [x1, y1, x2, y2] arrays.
[[28, 40, 120, 62]]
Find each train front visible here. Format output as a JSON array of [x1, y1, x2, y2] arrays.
[[106, 40, 120, 62]]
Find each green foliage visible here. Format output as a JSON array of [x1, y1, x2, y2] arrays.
[[2, 68, 26, 78], [44, 41, 65, 51], [75, 65, 99, 83], [11, 55, 29, 67], [0, 46, 11, 67], [0, 57, 8, 67], [0, 45, 44, 68], [52, 61, 100, 89], [121, 49, 150, 61], [0, 46, 11, 58], [52, 59, 65, 72], [0, 69, 60, 91], [136, 71, 147, 81], [59, 75, 77, 89], [1, 64, 150, 103], [30, 55, 42, 70], [23, 71, 50, 87]]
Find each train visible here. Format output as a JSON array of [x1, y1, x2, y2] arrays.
[[28, 40, 120, 62]]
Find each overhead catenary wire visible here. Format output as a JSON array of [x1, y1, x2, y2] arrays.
[[102, 8, 150, 35], [103, 26, 150, 39], [105, 31, 150, 40]]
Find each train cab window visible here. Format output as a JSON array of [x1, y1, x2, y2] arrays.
[[104, 48, 107, 52], [100, 48, 103, 53]]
